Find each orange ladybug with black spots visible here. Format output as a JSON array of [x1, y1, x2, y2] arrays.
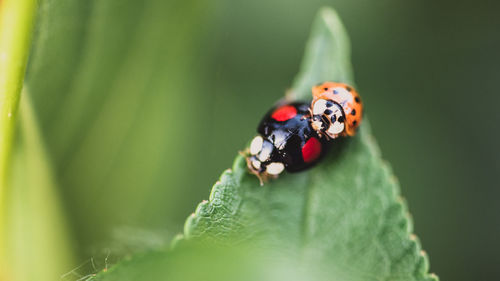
[[310, 82, 363, 139]]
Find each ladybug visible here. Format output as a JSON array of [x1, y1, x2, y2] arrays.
[[246, 102, 329, 184], [310, 82, 363, 139]]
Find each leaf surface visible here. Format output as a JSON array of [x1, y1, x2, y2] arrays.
[[95, 7, 438, 281]]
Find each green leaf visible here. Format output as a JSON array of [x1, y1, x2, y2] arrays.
[[95, 7, 438, 281], [291, 7, 354, 99], [0, 0, 36, 189], [92, 244, 286, 281], [5, 91, 75, 281], [0, 1, 75, 281], [23, 0, 212, 249]]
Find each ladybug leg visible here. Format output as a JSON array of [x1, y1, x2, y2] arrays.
[[244, 154, 266, 186], [320, 131, 332, 140], [309, 110, 332, 140], [250, 167, 266, 186], [306, 108, 313, 119], [319, 114, 333, 140], [315, 127, 331, 140], [256, 173, 265, 186]]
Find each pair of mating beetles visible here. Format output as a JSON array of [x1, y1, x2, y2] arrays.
[[245, 82, 363, 185]]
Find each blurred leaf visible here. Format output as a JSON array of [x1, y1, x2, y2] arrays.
[[94, 7, 437, 281], [0, 0, 36, 188], [24, 0, 212, 250], [0, 1, 73, 281], [6, 91, 75, 281], [94, 242, 340, 281]]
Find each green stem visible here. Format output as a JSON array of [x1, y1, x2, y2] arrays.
[[0, 0, 38, 277]]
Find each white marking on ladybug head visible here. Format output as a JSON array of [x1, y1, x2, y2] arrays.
[[324, 103, 346, 138], [257, 140, 273, 162], [310, 100, 347, 139], [312, 99, 328, 115], [329, 103, 343, 116], [251, 160, 261, 170], [266, 162, 284, 175], [250, 136, 263, 155], [271, 131, 288, 150], [327, 120, 345, 136]]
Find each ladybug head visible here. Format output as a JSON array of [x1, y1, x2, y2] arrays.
[[246, 136, 285, 183], [310, 98, 346, 139], [311, 82, 363, 138]]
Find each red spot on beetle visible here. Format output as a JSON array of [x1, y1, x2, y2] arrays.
[[271, 105, 297, 121], [302, 137, 322, 163]]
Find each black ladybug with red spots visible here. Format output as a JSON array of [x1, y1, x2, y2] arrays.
[[246, 102, 329, 184]]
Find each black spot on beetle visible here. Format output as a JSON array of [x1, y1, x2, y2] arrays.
[[355, 97, 361, 103], [353, 120, 357, 126], [351, 109, 356, 116], [331, 115, 337, 123], [326, 100, 333, 107], [345, 86, 352, 92], [324, 87, 329, 91], [338, 116, 345, 123], [324, 109, 332, 115]]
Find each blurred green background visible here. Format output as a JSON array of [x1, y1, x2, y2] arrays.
[[21, 0, 499, 280]]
